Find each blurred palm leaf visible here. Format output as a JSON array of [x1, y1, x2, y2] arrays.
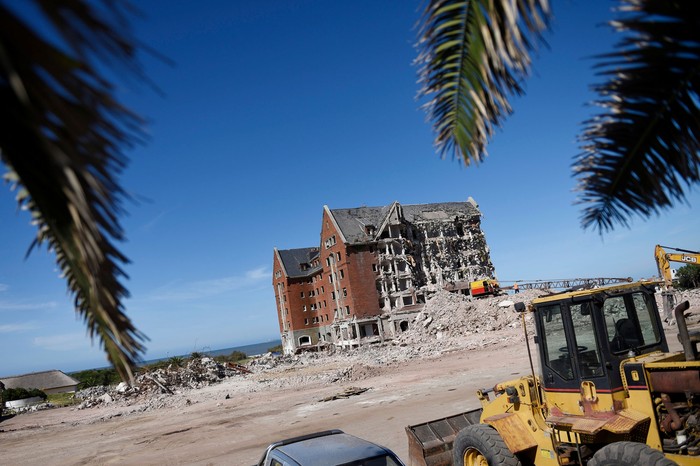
[[0, 0, 147, 380], [416, 0, 551, 164], [575, 0, 700, 232]]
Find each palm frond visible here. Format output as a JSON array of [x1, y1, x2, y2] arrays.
[[416, 0, 551, 164], [575, 0, 700, 233], [0, 0, 148, 381]]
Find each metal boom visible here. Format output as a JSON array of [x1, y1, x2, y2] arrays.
[[513, 277, 632, 290]]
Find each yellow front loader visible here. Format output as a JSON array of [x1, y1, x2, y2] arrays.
[[406, 281, 700, 465]]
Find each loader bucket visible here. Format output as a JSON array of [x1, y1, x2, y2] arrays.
[[405, 409, 482, 466]]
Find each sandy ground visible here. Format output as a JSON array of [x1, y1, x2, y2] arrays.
[[1, 329, 533, 466], [2, 288, 694, 466]]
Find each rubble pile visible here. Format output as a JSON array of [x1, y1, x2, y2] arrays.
[[7, 402, 57, 414], [397, 289, 542, 344], [75, 357, 247, 411], [673, 288, 700, 324], [54, 286, 700, 419]]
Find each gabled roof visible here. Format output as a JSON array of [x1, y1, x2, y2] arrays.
[[276, 247, 321, 278], [329, 199, 481, 244], [1, 370, 79, 390], [328, 204, 391, 243]]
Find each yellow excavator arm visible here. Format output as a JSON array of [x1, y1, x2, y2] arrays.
[[655, 244, 700, 288]]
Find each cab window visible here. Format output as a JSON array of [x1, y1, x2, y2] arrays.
[[569, 302, 604, 378], [632, 292, 662, 344], [603, 292, 661, 353], [540, 304, 574, 380]]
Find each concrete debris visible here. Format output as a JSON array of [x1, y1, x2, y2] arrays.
[[75, 356, 249, 412], [6, 402, 57, 414], [395, 289, 541, 344], [35, 286, 699, 421]]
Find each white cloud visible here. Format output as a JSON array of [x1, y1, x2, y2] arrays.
[[246, 266, 269, 280], [0, 300, 58, 311], [0, 322, 38, 333], [33, 333, 88, 351], [148, 266, 270, 301]]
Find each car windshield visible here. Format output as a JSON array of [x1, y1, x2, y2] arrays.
[[338, 454, 403, 466]]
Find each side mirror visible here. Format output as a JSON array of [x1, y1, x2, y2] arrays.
[[514, 302, 526, 313]]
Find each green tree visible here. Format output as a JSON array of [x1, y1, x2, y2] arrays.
[[267, 344, 283, 353], [168, 356, 185, 367], [676, 264, 700, 290], [4, 387, 47, 402], [72, 368, 121, 390], [0, 0, 148, 381], [416, 0, 700, 233]]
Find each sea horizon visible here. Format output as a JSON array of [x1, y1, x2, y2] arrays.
[[139, 338, 282, 367], [56, 338, 283, 376]]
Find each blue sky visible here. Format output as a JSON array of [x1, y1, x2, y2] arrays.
[[1, 0, 699, 376]]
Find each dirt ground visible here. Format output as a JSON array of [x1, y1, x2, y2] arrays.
[[2, 329, 532, 465], [1, 288, 695, 466]]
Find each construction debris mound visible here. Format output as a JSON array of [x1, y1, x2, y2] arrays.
[[75, 357, 247, 412], [397, 289, 541, 344], [34, 287, 700, 420]]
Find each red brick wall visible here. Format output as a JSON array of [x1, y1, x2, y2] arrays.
[[272, 250, 327, 334], [271, 252, 287, 333], [274, 208, 384, 339], [319, 210, 381, 320], [344, 246, 382, 318], [286, 277, 318, 330], [318, 210, 344, 321]]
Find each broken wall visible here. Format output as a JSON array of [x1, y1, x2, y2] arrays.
[[374, 209, 495, 314]]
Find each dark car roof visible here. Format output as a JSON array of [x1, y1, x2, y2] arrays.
[[273, 431, 398, 466]]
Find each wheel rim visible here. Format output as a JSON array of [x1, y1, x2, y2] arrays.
[[463, 447, 488, 466]]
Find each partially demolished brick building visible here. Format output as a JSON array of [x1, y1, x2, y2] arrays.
[[272, 198, 496, 354]]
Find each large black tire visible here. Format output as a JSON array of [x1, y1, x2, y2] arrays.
[[588, 442, 677, 466], [452, 424, 521, 466]]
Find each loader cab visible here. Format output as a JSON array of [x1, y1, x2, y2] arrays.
[[531, 282, 668, 414]]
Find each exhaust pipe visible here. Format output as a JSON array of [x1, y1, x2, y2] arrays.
[[674, 301, 696, 361]]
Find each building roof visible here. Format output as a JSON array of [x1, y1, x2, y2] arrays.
[[402, 200, 480, 223], [328, 205, 391, 244], [277, 247, 321, 278], [1, 370, 79, 391], [329, 199, 481, 244]]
